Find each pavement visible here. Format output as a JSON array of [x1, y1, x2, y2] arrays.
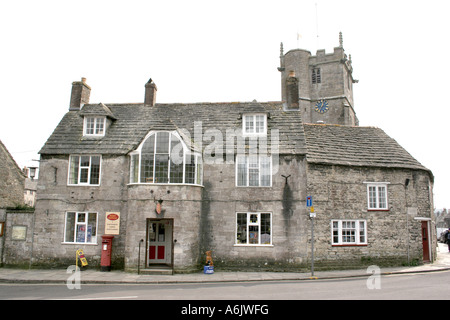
[[1, 243, 450, 285]]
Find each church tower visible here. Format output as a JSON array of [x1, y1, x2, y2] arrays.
[[279, 33, 359, 126]]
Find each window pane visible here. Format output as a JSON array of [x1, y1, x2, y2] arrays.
[[156, 132, 170, 153], [85, 118, 95, 135], [130, 154, 139, 183], [80, 156, 90, 167], [65, 212, 75, 242], [359, 221, 366, 243], [261, 213, 271, 244], [260, 156, 271, 186], [155, 154, 169, 183], [170, 135, 183, 183], [69, 156, 79, 184], [342, 221, 356, 243], [237, 156, 247, 186], [90, 156, 100, 184], [369, 186, 377, 208], [141, 135, 155, 182], [87, 213, 97, 243], [236, 213, 247, 244], [249, 168, 259, 186], [249, 225, 259, 244], [378, 186, 386, 208], [170, 159, 183, 183], [95, 118, 104, 135], [80, 168, 89, 183], [185, 154, 196, 184], [245, 116, 254, 133], [255, 115, 265, 133]]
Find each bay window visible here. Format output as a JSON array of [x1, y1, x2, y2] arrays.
[[129, 131, 202, 185]]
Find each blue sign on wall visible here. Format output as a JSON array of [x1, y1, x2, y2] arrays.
[[306, 196, 312, 207]]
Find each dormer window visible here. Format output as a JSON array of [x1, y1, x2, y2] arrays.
[[243, 114, 267, 135], [83, 116, 106, 136]]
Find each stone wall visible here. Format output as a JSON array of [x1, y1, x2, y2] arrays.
[[306, 163, 435, 268], [1, 209, 34, 267], [200, 155, 309, 271], [0, 141, 25, 208]]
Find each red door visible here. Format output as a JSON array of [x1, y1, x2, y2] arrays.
[[147, 220, 172, 265], [421, 221, 430, 262]]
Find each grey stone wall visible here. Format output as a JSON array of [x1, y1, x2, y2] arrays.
[[200, 155, 309, 271], [281, 47, 357, 126], [1, 209, 34, 267], [26, 151, 434, 272], [306, 163, 435, 268]]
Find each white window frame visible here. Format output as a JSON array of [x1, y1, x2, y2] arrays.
[[235, 212, 272, 246], [68, 155, 102, 186], [83, 116, 106, 136], [242, 114, 267, 136], [63, 211, 98, 244], [331, 220, 367, 246], [236, 155, 272, 187], [129, 131, 203, 186], [365, 182, 389, 210]]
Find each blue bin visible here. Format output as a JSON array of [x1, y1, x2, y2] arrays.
[[203, 266, 214, 274]]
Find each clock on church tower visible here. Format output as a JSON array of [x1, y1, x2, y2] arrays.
[[314, 99, 329, 114]]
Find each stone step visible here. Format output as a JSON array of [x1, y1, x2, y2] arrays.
[[140, 266, 173, 275]]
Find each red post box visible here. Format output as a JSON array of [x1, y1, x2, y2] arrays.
[[101, 235, 114, 272]]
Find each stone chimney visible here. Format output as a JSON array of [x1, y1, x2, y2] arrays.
[[286, 71, 299, 109], [144, 78, 157, 107], [69, 77, 91, 111]]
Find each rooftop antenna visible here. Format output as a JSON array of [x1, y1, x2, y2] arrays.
[[315, 2, 320, 49]]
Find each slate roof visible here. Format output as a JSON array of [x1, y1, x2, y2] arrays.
[[39, 102, 307, 156], [303, 124, 431, 173], [39, 103, 432, 176]]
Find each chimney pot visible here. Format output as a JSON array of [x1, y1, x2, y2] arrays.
[[69, 77, 91, 111], [286, 72, 299, 109], [144, 78, 157, 107]]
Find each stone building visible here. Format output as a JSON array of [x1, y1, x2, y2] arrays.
[[0, 140, 26, 209], [0, 140, 35, 267], [28, 36, 435, 272]]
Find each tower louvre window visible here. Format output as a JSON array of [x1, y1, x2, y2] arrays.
[[312, 68, 321, 84]]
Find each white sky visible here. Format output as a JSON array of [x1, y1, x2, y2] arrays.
[[1, 0, 449, 209]]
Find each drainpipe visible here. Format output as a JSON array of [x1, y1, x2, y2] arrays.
[[138, 239, 143, 274]]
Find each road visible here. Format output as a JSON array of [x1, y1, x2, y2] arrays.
[[1, 269, 449, 301]]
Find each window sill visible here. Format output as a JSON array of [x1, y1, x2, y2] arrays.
[[127, 183, 203, 187], [236, 186, 272, 188], [62, 242, 98, 245], [367, 209, 390, 212], [332, 244, 367, 247], [233, 244, 274, 247]]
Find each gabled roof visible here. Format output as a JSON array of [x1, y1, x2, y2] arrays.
[[39, 102, 307, 156], [79, 103, 117, 120], [303, 124, 431, 174]]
